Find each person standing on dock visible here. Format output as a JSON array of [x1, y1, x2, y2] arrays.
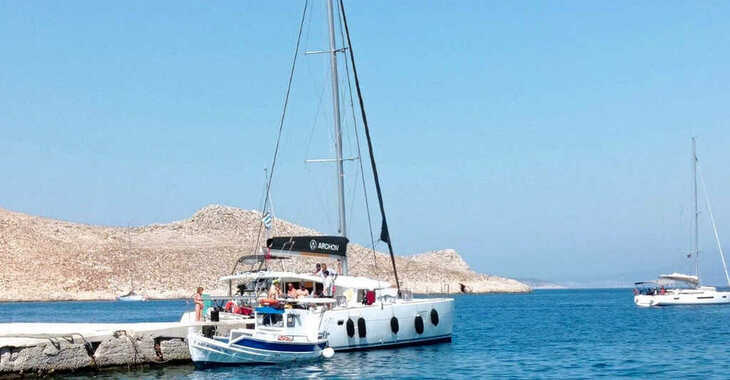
[[194, 287, 204, 321]]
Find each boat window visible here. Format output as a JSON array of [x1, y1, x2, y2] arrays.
[[257, 313, 284, 327], [287, 314, 296, 328]]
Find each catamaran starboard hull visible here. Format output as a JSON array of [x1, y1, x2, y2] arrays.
[[322, 297, 453, 351]]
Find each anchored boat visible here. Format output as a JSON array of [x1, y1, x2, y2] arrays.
[[117, 290, 146, 302], [188, 0, 453, 366], [634, 138, 730, 307], [219, 269, 453, 352], [188, 303, 333, 367]]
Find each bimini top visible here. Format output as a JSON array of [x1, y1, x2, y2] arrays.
[[658, 272, 699, 285], [219, 271, 323, 284], [335, 276, 390, 290], [219, 271, 391, 290]]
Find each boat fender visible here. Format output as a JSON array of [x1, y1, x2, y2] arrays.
[[430, 309, 439, 326], [357, 317, 367, 338], [322, 347, 335, 359], [346, 318, 355, 338], [390, 316, 399, 334], [415, 315, 424, 334]]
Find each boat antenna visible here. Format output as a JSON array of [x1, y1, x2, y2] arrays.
[[338, 0, 402, 296], [698, 164, 730, 287], [692, 137, 700, 282]]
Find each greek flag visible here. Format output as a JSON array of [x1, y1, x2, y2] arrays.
[[262, 212, 273, 230]]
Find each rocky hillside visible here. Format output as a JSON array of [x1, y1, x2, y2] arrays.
[[0, 205, 529, 301]]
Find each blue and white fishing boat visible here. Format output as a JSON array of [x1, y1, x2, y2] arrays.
[[188, 302, 334, 367]]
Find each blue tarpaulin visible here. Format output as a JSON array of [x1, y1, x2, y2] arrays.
[[256, 306, 284, 314]]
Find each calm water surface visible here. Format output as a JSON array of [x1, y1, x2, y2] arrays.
[[3, 289, 730, 378]]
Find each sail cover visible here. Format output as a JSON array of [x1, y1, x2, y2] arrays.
[[659, 272, 699, 285], [266, 236, 348, 257]]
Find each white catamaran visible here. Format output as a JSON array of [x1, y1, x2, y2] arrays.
[[634, 138, 730, 307], [188, 0, 453, 366]]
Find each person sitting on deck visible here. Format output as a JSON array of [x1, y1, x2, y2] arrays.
[[296, 287, 310, 298], [193, 287, 204, 321], [287, 283, 298, 298]]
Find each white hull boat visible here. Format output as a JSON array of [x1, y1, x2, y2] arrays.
[[634, 286, 730, 307], [634, 139, 730, 307], [117, 293, 146, 302], [188, 331, 329, 367], [188, 306, 332, 367], [218, 272, 453, 352], [322, 297, 452, 351]]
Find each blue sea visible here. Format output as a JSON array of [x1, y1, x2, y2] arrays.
[[3, 289, 730, 378]]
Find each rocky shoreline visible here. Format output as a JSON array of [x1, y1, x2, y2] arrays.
[[0, 205, 530, 302]]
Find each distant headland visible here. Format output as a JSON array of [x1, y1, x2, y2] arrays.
[[0, 204, 530, 301]]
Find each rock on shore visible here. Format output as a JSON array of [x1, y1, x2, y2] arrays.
[[0, 205, 529, 301]]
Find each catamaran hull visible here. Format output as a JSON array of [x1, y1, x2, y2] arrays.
[[322, 298, 453, 351], [187, 331, 326, 367], [635, 292, 730, 307]]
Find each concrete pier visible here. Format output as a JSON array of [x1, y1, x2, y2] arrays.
[[0, 317, 249, 377]]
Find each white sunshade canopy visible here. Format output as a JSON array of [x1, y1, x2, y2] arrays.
[[659, 272, 700, 285], [219, 271, 323, 284], [219, 272, 391, 290], [334, 276, 391, 290]]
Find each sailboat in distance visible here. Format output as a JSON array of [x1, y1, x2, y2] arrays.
[[634, 138, 730, 307], [117, 227, 146, 301]]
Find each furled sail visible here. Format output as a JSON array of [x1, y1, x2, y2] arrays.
[[266, 236, 349, 257]]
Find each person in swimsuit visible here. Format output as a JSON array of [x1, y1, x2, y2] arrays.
[[194, 287, 204, 321]]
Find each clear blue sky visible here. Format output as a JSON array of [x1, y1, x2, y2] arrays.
[[2, 1, 730, 286]]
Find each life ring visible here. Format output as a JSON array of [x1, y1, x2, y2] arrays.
[[224, 301, 235, 312], [430, 309, 439, 326], [346, 318, 355, 338], [259, 298, 279, 307], [390, 317, 399, 334], [357, 317, 367, 338], [415, 315, 424, 334]]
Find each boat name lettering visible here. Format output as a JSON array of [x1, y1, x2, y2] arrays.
[[309, 239, 339, 252], [278, 335, 293, 341]]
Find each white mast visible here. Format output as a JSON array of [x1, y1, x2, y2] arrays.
[[692, 137, 700, 282], [326, 0, 348, 274]]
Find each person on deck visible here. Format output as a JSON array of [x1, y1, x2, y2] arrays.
[[321, 263, 330, 277], [297, 287, 310, 298], [268, 279, 282, 299], [314, 263, 322, 276], [287, 283, 298, 298], [193, 287, 204, 321]]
